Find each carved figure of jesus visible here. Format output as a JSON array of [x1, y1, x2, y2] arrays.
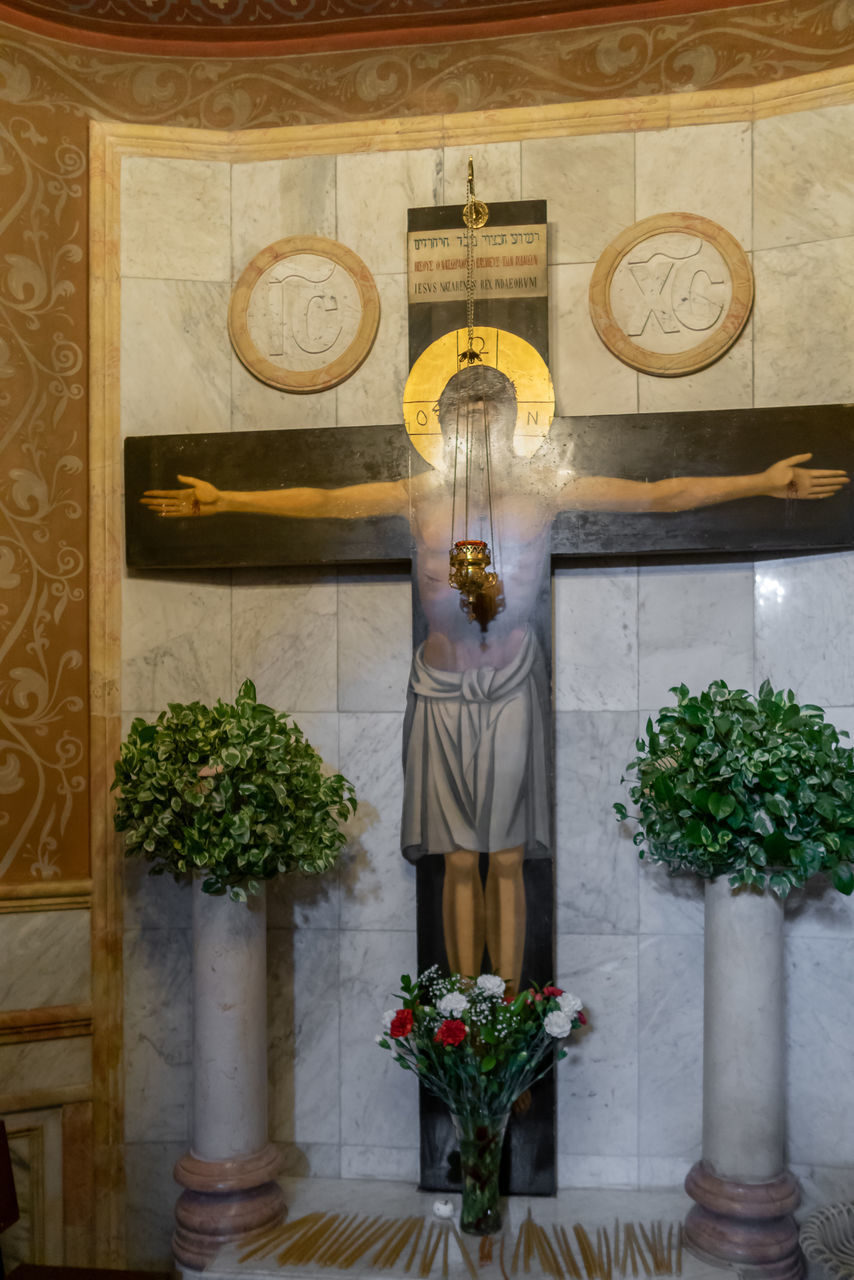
[[142, 364, 848, 993]]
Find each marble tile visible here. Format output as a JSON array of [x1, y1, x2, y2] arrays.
[[338, 713, 414, 932], [0, 1036, 91, 1097], [637, 122, 752, 249], [122, 569, 232, 711], [123, 855, 193, 932], [555, 712, 640, 936], [556, 934, 639, 1159], [0, 910, 90, 1012], [522, 134, 635, 265], [785, 875, 854, 940], [124, 1139, 185, 1272], [339, 928, 418, 1150], [231, 155, 337, 274], [638, 860, 705, 937], [341, 1144, 419, 1181], [288, 711, 340, 772], [268, 928, 340, 1146], [554, 563, 638, 712], [231, 348, 338, 432], [278, 1141, 341, 1179], [123, 928, 192, 1144], [266, 860, 340, 932], [638, 1155, 693, 1188], [793, 1162, 854, 1212], [550, 263, 638, 418], [335, 272, 408, 428], [557, 1154, 638, 1189], [753, 238, 854, 408], [442, 143, 521, 205], [787, 935, 854, 1166], [754, 551, 854, 707], [754, 103, 854, 249], [1, 1107, 64, 1267], [638, 935, 703, 1159], [121, 278, 231, 438], [638, 561, 754, 709], [637, 316, 753, 414], [121, 156, 230, 282], [336, 150, 442, 278], [230, 566, 338, 713], [338, 572, 412, 712]]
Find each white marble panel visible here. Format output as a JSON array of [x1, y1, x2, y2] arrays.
[[231, 348, 338, 432], [122, 569, 232, 711], [785, 875, 854, 940], [335, 272, 408, 428], [278, 1141, 341, 1178], [1, 1107, 64, 1268], [339, 928, 418, 1150], [754, 103, 854, 249], [123, 927, 192, 1144], [754, 551, 854, 707], [121, 278, 231, 438], [336, 150, 442, 278], [338, 572, 412, 712], [638, 1155, 693, 1188], [787, 935, 854, 1166], [124, 855, 193, 932], [442, 143, 521, 205], [636, 123, 752, 249], [793, 1162, 854, 1212], [121, 156, 230, 282], [231, 566, 338, 713], [0, 1037, 91, 1096], [338, 713, 414, 932], [550, 264, 638, 418], [556, 934, 639, 1159], [638, 859, 704, 937], [557, 1154, 638, 1189], [638, 935, 703, 1159], [290, 711, 340, 772], [637, 317, 753, 414], [124, 1139, 185, 1272], [266, 863, 339, 932], [753, 238, 854, 408], [341, 1144, 419, 1181], [0, 910, 90, 1012], [554, 562, 638, 712], [556, 712, 639, 936], [522, 134, 635, 265], [231, 155, 337, 273], [268, 928, 340, 1146], [638, 561, 754, 710]]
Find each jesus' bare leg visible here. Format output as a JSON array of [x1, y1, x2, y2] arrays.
[[442, 847, 526, 994]]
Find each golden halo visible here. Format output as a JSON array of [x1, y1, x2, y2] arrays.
[[403, 327, 554, 470]]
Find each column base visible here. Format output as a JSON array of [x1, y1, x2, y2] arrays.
[[685, 1161, 803, 1280], [173, 1142, 286, 1270]]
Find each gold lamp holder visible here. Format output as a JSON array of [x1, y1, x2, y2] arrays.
[[449, 539, 505, 635]]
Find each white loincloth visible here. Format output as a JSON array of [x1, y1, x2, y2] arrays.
[[401, 629, 551, 861]]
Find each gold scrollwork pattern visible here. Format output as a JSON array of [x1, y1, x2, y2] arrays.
[[0, 0, 852, 881]]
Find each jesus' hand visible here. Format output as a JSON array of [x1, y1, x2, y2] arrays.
[[141, 475, 223, 517], [761, 454, 850, 500]]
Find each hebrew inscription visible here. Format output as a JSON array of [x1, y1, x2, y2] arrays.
[[229, 236, 380, 393], [407, 222, 547, 303], [588, 213, 753, 377]]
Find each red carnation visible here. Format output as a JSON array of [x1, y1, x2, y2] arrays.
[[542, 986, 564, 998], [434, 1019, 467, 1047], [390, 1009, 414, 1039], [578, 1012, 587, 1025]]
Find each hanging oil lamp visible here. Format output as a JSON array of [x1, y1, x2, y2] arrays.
[[448, 160, 506, 640]]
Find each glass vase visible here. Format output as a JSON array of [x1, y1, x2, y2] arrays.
[[450, 1111, 510, 1235]]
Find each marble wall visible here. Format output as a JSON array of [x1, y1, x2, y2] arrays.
[[118, 103, 854, 1267]]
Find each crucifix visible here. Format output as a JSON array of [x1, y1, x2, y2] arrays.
[[124, 181, 854, 1195]]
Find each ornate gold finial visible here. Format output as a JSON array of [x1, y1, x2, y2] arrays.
[[460, 158, 489, 367], [462, 158, 489, 230]]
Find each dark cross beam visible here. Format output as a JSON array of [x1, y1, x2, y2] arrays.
[[125, 400, 854, 1195]]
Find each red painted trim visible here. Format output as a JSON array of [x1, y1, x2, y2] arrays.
[[0, 0, 783, 59]]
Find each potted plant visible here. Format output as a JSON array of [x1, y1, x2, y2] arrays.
[[378, 967, 585, 1235], [112, 679, 356, 1269], [615, 679, 854, 1278]]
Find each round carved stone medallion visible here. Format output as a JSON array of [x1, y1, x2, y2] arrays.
[[228, 236, 380, 393], [588, 213, 753, 377]]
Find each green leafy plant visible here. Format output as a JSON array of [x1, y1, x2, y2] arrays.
[[615, 679, 854, 897], [112, 679, 356, 899]]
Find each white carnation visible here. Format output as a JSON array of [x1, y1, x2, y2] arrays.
[[557, 992, 583, 1020], [437, 991, 469, 1017], [382, 1009, 396, 1032], [544, 1010, 573, 1038], [476, 974, 506, 998]]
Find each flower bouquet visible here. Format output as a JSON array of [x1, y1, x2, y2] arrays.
[[377, 967, 585, 1235]]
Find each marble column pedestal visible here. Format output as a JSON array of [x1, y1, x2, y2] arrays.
[[685, 878, 802, 1280], [174, 879, 286, 1271]]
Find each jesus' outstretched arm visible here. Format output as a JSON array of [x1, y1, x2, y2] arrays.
[[141, 474, 410, 519]]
